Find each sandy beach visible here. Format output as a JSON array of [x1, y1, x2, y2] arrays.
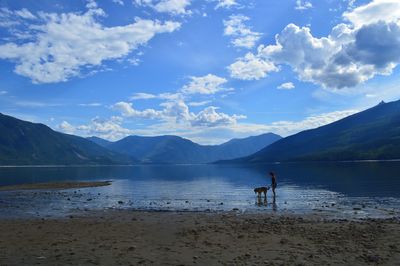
[[0, 210, 399, 266]]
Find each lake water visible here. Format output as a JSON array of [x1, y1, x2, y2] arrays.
[[0, 162, 399, 220]]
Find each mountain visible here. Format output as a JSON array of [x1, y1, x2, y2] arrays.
[[0, 113, 136, 165], [211, 133, 282, 160], [224, 99, 400, 163], [107, 133, 281, 164], [107, 135, 205, 163], [87, 136, 113, 147]]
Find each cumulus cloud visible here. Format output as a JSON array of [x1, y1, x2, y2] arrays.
[[112, 96, 245, 128], [191, 106, 246, 127], [113, 102, 163, 119], [343, 0, 400, 27], [295, 0, 313, 10], [277, 82, 295, 90], [0, 4, 180, 83], [77, 116, 133, 140], [58, 116, 134, 141], [181, 74, 228, 95], [134, 0, 191, 15], [223, 15, 262, 49], [229, 0, 400, 89], [215, 0, 238, 9], [58, 121, 76, 134], [228, 52, 278, 80]]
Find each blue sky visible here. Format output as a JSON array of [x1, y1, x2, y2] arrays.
[[0, 0, 399, 144]]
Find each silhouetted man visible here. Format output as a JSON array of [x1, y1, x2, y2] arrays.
[[269, 172, 277, 199]]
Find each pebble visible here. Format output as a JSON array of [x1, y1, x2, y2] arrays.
[[280, 238, 289, 244], [366, 255, 380, 263]]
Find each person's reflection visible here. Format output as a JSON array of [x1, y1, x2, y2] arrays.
[[272, 195, 277, 211]]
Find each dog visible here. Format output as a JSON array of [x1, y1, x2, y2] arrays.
[[254, 186, 270, 197]]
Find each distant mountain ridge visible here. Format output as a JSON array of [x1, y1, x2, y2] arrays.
[[4, 97, 400, 165], [222, 99, 400, 163], [93, 133, 282, 164], [0, 113, 136, 165]]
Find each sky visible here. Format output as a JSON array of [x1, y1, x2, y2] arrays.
[[0, 0, 400, 144]]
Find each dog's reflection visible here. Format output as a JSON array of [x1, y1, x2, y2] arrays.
[[254, 194, 278, 211], [256, 196, 267, 206]]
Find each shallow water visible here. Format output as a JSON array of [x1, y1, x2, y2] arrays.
[[0, 162, 399, 219]]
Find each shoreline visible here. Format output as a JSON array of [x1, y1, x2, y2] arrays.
[[0, 209, 399, 265], [0, 181, 112, 191]]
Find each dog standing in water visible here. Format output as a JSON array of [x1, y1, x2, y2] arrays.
[[254, 186, 270, 198]]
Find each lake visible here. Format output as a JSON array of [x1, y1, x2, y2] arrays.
[[0, 162, 399, 219]]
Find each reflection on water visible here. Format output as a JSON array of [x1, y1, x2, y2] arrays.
[[0, 162, 399, 219]]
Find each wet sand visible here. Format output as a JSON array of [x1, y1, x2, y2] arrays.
[[0, 210, 399, 265], [0, 181, 111, 191]]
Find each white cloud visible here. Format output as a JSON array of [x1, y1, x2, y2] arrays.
[[215, 0, 238, 9], [77, 116, 133, 140], [181, 74, 228, 95], [223, 15, 261, 49], [191, 106, 246, 127], [58, 121, 76, 134], [130, 92, 157, 100], [159, 98, 193, 122], [14, 100, 62, 108], [228, 52, 278, 80], [0, 90, 7, 95], [229, 0, 400, 89], [0, 4, 181, 83], [59, 116, 134, 141], [134, 0, 191, 15], [226, 109, 358, 138], [78, 103, 102, 107], [268, 110, 358, 136], [113, 102, 163, 119], [15, 8, 36, 19], [343, 0, 400, 28], [277, 82, 295, 90], [188, 100, 211, 107], [295, 0, 313, 10], [113, 96, 244, 128], [0, 7, 35, 28], [59, 104, 358, 144]]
